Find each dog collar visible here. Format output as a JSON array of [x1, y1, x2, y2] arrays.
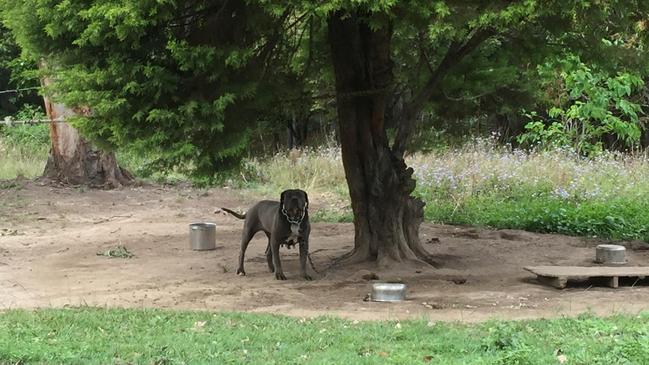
[[281, 206, 306, 225]]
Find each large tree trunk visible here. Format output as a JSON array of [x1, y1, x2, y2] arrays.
[[328, 11, 433, 267], [42, 96, 132, 187]]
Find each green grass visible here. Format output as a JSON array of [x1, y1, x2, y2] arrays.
[[422, 192, 649, 241], [310, 208, 354, 223], [1, 308, 649, 364]]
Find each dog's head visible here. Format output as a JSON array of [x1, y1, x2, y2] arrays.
[[280, 189, 309, 224]]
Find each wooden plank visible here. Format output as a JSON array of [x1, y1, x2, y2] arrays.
[[524, 266, 649, 278], [524, 266, 649, 289]]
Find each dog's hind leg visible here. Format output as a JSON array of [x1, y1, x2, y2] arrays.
[[236, 226, 256, 276], [264, 233, 274, 272]]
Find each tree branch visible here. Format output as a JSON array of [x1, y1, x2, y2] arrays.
[[418, 32, 435, 75], [168, 1, 230, 28], [392, 28, 495, 156], [442, 89, 493, 102], [258, 7, 294, 79]]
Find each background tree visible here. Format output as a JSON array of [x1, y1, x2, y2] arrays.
[[40, 76, 133, 186]]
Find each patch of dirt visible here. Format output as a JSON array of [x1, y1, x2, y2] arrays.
[[2, 181, 649, 322]]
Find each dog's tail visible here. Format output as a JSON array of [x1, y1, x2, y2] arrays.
[[220, 207, 246, 219]]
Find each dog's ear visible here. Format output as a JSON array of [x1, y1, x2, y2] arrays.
[[280, 190, 287, 208], [303, 190, 309, 209]]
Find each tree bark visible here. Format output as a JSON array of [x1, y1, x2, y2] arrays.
[[327, 11, 433, 267], [41, 95, 132, 188]]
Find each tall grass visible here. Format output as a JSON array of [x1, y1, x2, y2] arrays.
[[243, 139, 649, 241], [239, 146, 353, 221], [3, 123, 648, 242], [409, 139, 649, 241], [241, 146, 347, 194], [0, 141, 47, 179], [0, 124, 49, 179]]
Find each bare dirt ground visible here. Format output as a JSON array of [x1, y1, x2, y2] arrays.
[[2, 180, 649, 322]]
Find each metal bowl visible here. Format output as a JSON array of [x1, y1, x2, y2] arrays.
[[371, 282, 407, 302], [595, 244, 626, 265], [189, 222, 216, 251]]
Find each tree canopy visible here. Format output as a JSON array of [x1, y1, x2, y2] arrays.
[[2, 1, 311, 175], [1, 1, 647, 174]]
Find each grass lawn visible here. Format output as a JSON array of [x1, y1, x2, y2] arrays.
[[1, 308, 648, 364]]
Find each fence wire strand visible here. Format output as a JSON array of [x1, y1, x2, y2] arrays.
[[0, 86, 42, 95], [1, 118, 65, 126]]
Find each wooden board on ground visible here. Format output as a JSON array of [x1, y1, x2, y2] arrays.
[[524, 266, 649, 289]]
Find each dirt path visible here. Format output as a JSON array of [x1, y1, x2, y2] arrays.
[[1, 181, 649, 322]]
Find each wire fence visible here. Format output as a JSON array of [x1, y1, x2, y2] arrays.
[[1, 117, 65, 126], [0, 86, 42, 95], [0, 86, 55, 126]]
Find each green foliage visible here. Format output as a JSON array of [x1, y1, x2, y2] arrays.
[[113, 141, 191, 185], [1, 308, 649, 364], [517, 119, 570, 150], [390, 1, 649, 149], [519, 55, 645, 155], [0, 23, 42, 118]]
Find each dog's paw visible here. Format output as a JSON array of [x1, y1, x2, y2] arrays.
[[275, 272, 287, 280], [236, 268, 246, 276], [303, 274, 313, 281]]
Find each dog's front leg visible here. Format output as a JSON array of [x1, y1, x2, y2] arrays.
[[270, 235, 287, 280], [299, 239, 312, 281]]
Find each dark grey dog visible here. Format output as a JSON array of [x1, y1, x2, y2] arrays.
[[221, 189, 312, 280]]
